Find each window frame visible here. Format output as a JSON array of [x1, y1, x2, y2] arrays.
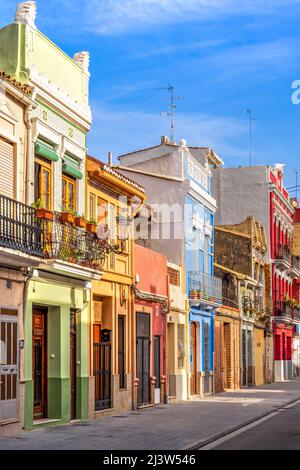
[[34, 156, 52, 210], [62, 173, 77, 213]]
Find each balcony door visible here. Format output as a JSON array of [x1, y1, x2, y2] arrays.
[[34, 157, 52, 210], [32, 308, 47, 420]]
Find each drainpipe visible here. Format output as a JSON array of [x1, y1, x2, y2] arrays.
[[25, 89, 37, 206]]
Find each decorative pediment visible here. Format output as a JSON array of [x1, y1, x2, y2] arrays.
[[0, 101, 18, 122]]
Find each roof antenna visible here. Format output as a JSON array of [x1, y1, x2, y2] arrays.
[[245, 109, 256, 166], [155, 84, 181, 144]]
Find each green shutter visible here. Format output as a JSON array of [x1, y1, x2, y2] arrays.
[[35, 142, 59, 162], [62, 163, 83, 180]]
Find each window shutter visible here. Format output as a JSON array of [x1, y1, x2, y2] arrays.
[[0, 138, 14, 198]]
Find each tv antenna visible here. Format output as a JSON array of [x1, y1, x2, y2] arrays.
[[245, 109, 256, 166], [155, 84, 181, 143]]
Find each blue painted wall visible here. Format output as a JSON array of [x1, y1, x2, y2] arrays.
[[185, 192, 216, 378]]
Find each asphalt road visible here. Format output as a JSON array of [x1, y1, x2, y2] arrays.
[[1, 380, 300, 450], [209, 400, 300, 450]]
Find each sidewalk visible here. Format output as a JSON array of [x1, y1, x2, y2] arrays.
[[1, 379, 300, 450]]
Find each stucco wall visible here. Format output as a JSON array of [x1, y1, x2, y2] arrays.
[[212, 167, 271, 260], [134, 245, 168, 297]]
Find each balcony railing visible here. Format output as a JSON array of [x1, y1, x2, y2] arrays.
[[40, 214, 113, 270], [274, 301, 293, 319], [0, 194, 115, 271], [291, 256, 300, 272], [276, 245, 291, 263], [0, 194, 43, 257], [188, 271, 222, 305]]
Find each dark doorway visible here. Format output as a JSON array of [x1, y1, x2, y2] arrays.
[[70, 310, 77, 420], [32, 307, 47, 420], [136, 313, 150, 406]]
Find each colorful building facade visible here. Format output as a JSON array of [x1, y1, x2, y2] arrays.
[[167, 263, 188, 402], [0, 3, 104, 431], [0, 72, 40, 436], [133, 245, 169, 407], [86, 156, 145, 415], [214, 218, 273, 387], [117, 136, 223, 397], [212, 165, 300, 382]]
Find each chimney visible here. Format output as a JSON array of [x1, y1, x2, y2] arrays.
[[108, 152, 113, 166], [15, 1, 37, 28], [161, 136, 169, 145], [73, 52, 90, 73]]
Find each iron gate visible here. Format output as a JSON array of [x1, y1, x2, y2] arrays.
[[93, 342, 111, 410], [0, 309, 18, 422]]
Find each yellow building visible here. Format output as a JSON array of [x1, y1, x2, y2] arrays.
[[86, 156, 146, 416]]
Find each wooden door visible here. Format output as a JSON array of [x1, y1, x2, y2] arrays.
[[32, 308, 47, 420], [70, 310, 77, 420], [190, 322, 197, 395], [136, 313, 150, 406], [204, 323, 210, 394]]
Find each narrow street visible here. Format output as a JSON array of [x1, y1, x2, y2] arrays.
[[1, 380, 300, 450]]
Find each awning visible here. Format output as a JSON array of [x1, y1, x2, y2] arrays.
[[63, 162, 83, 180], [35, 142, 59, 162]]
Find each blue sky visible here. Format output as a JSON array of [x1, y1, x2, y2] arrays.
[[2, 0, 300, 192]]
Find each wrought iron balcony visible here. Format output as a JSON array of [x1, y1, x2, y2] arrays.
[[289, 255, 300, 277], [40, 213, 118, 271], [274, 245, 292, 270], [188, 271, 222, 308], [293, 308, 300, 322], [274, 301, 293, 320], [0, 194, 43, 257]]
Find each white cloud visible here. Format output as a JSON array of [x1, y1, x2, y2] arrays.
[[1, 0, 300, 36], [88, 103, 250, 164], [83, 0, 300, 35]]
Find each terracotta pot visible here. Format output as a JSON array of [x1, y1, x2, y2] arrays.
[[61, 212, 75, 225], [87, 223, 97, 233], [35, 208, 53, 221], [75, 217, 87, 229]]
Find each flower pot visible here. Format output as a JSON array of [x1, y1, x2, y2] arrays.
[[75, 217, 87, 229], [87, 223, 97, 234], [61, 212, 75, 225], [35, 208, 53, 221]]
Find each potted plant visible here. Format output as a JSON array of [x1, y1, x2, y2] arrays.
[[87, 218, 97, 233], [197, 290, 203, 300], [32, 199, 53, 221], [74, 214, 87, 229], [61, 207, 76, 225], [190, 289, 196, 299]]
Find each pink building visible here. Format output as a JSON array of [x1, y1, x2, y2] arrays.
[[133, 245, 169, 408]]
